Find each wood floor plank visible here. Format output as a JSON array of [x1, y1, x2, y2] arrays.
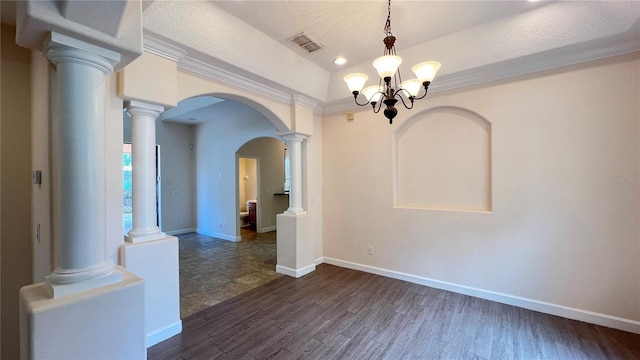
[[336, 327, 380, 359], [381, 329, 413, 360], [149, 264, 640, 360]]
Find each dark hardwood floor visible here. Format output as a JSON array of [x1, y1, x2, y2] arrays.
[[149, 264, 640, 360]]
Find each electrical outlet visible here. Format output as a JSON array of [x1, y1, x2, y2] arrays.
[[367, 246, 373, 255]]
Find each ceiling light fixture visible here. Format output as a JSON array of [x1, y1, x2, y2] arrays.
[[343, 0, 441, 124], [334, 57, 347, 66]]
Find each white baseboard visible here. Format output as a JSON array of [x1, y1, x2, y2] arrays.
[[322, 257, 640, 335], [146, 320, 182, 348], [196, 228, 240, 242], [314, 257, 323, 266], [165, 228, 196, 236], [258, 225, 277, 233], [276, 263, 316, 278]]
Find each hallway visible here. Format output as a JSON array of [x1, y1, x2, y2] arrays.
[[178, 230, 280, 317]]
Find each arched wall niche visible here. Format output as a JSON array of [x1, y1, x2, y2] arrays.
[[393, 106, 492, 212]]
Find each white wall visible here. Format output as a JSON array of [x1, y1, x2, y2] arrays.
[[157, 120, 196, 233], [322, 55, 640, 325], [194, 100, 280, 240], [1, 23, 33, 360], [309, 114, 324, 263], [238, 137, 289, 232]]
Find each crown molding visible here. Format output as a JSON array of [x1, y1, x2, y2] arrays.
[[178, 56, 293, 105], [143, 35, 186, 63], [291, 94, 319, 110], [320, 97, 359, 116], [143, 29, 639, 117], [433, 37, 640, 94], [321, 39, 640, 115], [142, 33, 322, 108]]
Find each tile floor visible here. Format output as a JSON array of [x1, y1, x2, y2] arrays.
[[178, 229, 281, 318]]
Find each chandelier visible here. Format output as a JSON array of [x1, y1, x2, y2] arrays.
[[343, 0, 441, 124]]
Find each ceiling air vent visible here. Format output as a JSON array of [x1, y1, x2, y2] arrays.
[[288, 32, 323, 54]]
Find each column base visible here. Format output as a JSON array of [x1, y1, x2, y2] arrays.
[[45, 260, 123, 298], [20, 267, 145, 359], [285, 208, 308, 215], [275, 264, 316, 278], [125, 227, 166, 244]]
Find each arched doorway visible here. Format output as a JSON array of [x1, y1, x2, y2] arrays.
[[156, 95, 289, 317], [236, 137, 288, 236]]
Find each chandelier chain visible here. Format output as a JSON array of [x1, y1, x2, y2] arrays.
[[384, 0, 392, 37]]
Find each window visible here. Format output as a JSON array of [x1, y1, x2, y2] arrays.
[[123, 143, 133, 234], [283, 147, 291, 192]]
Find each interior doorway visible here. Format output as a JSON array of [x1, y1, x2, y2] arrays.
[[238, 157, 258, 230]]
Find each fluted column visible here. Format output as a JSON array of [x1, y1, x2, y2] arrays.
[[44, 32, 123, 297], [281, 133, 307, 214], [125, 100, 165, 243]]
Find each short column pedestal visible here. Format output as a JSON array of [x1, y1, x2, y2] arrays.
[[276, 213, 315, 278], [20, 268, 146, 359], [120, 235, 182, 347]]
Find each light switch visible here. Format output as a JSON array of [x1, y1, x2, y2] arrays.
[[32, 170, 42, 184]]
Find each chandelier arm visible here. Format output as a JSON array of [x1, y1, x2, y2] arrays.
[[352, 92, 371, 107], [395, 92, 415, 110], [410, 81, 432, 100], [372, 100, 383, 114]]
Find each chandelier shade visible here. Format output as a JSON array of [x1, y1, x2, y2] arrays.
[[363, 85, 384, 102], [412, 61, 442, 82], [400, 79, 422, 97], [344, 73, 369, 93], [373, 55, 402, 78], [343, 0, 441, 124]]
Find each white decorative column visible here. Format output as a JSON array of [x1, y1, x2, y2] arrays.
[[282, 133, 307, 214], [277, 132, 314, 278], [45, 32, 123, 297], [125, 100, 165, 243], [120, 100, 182, 346], [20, 31, 146, 360]]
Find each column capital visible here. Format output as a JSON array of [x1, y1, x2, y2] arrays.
[[44, 32, 121, 75], [126, 100, 165, 118], [278, 132, 308, 143]]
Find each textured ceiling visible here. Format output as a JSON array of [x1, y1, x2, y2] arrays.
[[4, 0, 639, 112], [212, 1, 547, 71]]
